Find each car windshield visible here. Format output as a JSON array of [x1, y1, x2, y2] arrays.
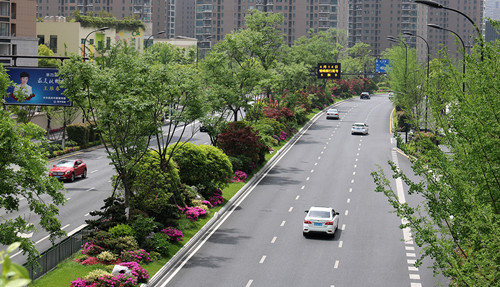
[[353, 124, 365, 127], [56, 160, 74, 167], [328, 109, 337, 113], [309, 210, 331, 218]]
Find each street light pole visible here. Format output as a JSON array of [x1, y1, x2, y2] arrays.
[[146, 31, 166, 49], [415, 0, 484, 59], [83, 27, 109, 60], [388, 35, 409, 141], [403, 31, 430, 132], [428, 24, 466, 92]]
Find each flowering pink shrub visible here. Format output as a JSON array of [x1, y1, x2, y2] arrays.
[[70, 279, 94, 287], [201, 200, 213, 209], [231, 170, 247, 182], [79, 256, 100, 265], [208, 189, 224, 206], [279, 131, 289, 141], [94, 274, 136, 287], [161, 227, 184, 242], [120, 249, 151, 264], [81, 242, 103, 256], [181, 206, 207, 221], [119, 262, 149, 284]]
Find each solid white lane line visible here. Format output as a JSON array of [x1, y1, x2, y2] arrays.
[[334, 260, 339, 269], [259, 255, 266, 264], [67, 224, 87, 237], [90, 170, 98, 173], [246, 280, 253, 287], [86, 187, 95, 191], [280, 221, 286, 227], [288, 207, 294, 212], [271, 237, 277, 244]]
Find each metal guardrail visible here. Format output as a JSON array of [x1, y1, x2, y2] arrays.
[[24, 225, 93, 281]]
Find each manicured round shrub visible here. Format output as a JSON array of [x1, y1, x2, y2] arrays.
[[96, 251, 118, 265], [109, 224, 135, 238]]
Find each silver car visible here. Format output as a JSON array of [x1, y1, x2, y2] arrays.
[[303, 206, 340, 237], [351, 123, 369, 135], [326, 109, 339, 120]]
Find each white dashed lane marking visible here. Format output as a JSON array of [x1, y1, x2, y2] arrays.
[[259, 256, 266, 264]]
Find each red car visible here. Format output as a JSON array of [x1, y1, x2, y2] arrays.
[[49, 159, 87, 182]]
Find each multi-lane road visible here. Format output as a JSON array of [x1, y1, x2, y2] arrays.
[[6, 93, 447, 286], [152, 94, 446, 287]]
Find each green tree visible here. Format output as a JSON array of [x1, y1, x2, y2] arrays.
[[57, 46, 156, 216], [38, 44, 58, 67], [0, 104, 66, 265], [168, 142, 232, 195], [372, 39, 499, 286]]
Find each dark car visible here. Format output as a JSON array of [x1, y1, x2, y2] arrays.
[[360, 92, 370, 99], [49, 159, 87, 182]]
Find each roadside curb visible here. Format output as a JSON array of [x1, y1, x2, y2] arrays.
[[146, 98, 352, 286]]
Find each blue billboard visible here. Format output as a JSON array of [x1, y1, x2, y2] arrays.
[[375, 59, 390, 73], [4, 67, 71, 106]]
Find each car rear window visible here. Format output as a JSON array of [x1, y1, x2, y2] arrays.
[[309, 211, 331, 218]]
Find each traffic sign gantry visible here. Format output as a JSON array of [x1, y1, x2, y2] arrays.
[[317, 63, 341, 79]]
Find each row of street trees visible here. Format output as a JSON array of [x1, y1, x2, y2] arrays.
[[0, 10, 378, 265], [373, 22, 499, 285]]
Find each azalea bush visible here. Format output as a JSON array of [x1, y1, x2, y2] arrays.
[[119, 249, 151, 264], [161, 227, 184, 242], [179, 206, 207, 221], [232, 171, 247, 182], [208, 189, 224, 206]]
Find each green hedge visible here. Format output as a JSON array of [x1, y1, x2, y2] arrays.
[[67, 123, 98, 147]]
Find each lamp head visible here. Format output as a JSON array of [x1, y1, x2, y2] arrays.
[[427, 23, 443, 30], [99, 27, 110, 31], [414, 0, 444, 8], [402, 31, 415, 36]]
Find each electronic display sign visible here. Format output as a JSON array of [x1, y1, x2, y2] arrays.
[[317, 63, 341, 79]]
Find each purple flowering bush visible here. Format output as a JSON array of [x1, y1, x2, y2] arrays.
[[94, 274, 136, 287], [231, 170, 247, 182], [70, 279, 93, 287], [208, 189, 224, 206], [119, 249, 151, 264], [161, 227, 184, 242], [201, 200, 213, 209]]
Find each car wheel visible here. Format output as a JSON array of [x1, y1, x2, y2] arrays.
[[70, 173, 75, 182], [303, 232, 308, 238], [82, 168, 87, 178]]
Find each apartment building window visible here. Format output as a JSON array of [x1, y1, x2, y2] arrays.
[[0, 23, 8, 37], [38, 35, 45, 45], [50, 35, 58, 53]]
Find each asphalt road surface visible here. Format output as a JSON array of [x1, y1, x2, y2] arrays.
[[154, 94, 446, 287]]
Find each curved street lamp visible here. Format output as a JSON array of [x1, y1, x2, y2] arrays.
[[415, 0, 483, 59], [403, 31, 430, 131], [83, 27, 109, 60], [428, 23, 466, 92], [146, 31, 166, 49]]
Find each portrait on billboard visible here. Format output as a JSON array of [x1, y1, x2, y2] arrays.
[[4, 67, 71, 107]]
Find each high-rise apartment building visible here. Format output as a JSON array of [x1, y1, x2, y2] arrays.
[[195, 0, 349, 54], [151, 0, 196, 39], [484, 0, 500, 41], [0, 0, 38, 66]]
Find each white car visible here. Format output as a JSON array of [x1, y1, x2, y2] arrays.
[[326, 108, 339, 120], [303, 206, 340, 237], [351, 123, 369, 135]]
